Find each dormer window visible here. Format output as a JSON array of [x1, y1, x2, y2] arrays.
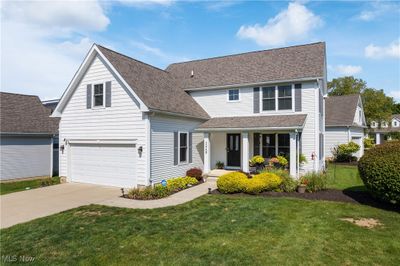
[[93, 83, 104, 107], [371, 121, 377, 128], [382, 121, 388, 128], [228, 89, 240, 102], [392, 120, 399, 127]]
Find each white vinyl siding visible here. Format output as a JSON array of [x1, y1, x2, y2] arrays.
[[150, 114, 203, 184], [59, 55, 148, 185], [0, 136, 52, 180], [325, 127, 364, 159]]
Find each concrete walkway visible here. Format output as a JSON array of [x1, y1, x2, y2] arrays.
[[1, 180, 216, 229]]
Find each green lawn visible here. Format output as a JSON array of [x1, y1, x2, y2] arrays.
[[326, 163, 365, 191], [0, 176, 60, 195], [1, 195, 399, 265]]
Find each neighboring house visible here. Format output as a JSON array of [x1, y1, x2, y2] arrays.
[[52, 42, 327, 188], [42, 99, 60, 114], [369, 114, 400, 144], [42, 99, 60, 174], [324, 94, 367, 160], [0, 92, 60, 180]]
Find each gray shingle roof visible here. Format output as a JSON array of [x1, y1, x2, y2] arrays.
[[197, 114, 307, 130], [97, 45, 210, 119], [325, 94, 360, 127], [0, 92, 59, 134], [166, 42, 325, 90]]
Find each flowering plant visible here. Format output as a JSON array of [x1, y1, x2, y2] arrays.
[[276, 155, 288, 166], [250, 155, 265, 166], [269, 157, 279, 165], [299, 176, 309, 186]]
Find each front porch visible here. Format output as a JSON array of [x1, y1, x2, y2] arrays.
[[202, 131, 300, 178]]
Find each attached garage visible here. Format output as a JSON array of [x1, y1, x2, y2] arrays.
[[69, 142, 137, 188]]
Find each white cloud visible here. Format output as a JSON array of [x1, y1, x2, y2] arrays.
[[236, 2, 322, 46], [389, 90, 400, 101], [365, 40, 400, 59], [357, 1, 400, 21], [206, 1, 241, 11], [333, 65, 363, 76], [129, 41, 190, 64], [1, 1, 109, 99], [116, 0, 174, 7]]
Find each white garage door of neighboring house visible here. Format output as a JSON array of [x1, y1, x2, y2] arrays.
[[70, 143, 136, 188]]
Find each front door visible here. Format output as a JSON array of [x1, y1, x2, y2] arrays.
[[227, 133, 241, 167]]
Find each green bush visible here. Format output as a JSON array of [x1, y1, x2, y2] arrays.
[[364, 138, 374, 149], [301, 171, 327, 192], [358, 141, 400, 204], [167, 176, 198, 190], [217, 172, 248, 193], [127, 185, 171, 200], [252, 172, 282, 190], [333, 141, 360, 162], [262, 168, 297, 192]]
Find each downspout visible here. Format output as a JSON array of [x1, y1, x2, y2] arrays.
[[296, 129, 299, 179]]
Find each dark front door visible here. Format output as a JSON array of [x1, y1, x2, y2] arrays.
[[227, 133, 241, 167]]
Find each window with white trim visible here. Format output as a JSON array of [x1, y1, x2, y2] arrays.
[[278, 85, 292, 110], [228, 89, 239, 101], [179, 132, 188, 163], [262, 86, 275, 111], [93, 83, 104, 107]]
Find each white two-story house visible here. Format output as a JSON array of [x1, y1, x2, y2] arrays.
[[52, 42, 327, 188]]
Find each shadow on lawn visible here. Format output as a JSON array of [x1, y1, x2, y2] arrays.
[[342, 187, 399, 212]]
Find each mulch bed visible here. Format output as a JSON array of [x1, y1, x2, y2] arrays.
[[210, 189, 400, 212]]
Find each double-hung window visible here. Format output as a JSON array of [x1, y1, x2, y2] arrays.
[[277, 134, 290, 157], [228, 89, 239, 101], [262, 134, 276, 158], [278, 85, 292, 110], [179, 132, 188, 163], [262, 86, 275, 111], [93, 83, 104, 107]]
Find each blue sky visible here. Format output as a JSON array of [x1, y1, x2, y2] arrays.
[[2, 0, 399, 101]]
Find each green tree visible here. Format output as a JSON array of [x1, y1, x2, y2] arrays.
[[328, 76, 367, 96], [362, 88, 394, 124], [392, 103, 400, 114]]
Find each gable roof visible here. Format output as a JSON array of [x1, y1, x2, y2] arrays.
[[0, 92, 59, 134], [325, 94, 361, 127], [97, 45, 210, 119], [197, 114, 307, 131], [166, 42, 326, 90], [392, 114, 400, 121]]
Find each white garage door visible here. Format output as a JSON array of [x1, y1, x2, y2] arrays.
[[70, 143, 136, 188]]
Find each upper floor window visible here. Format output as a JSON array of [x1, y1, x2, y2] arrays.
[[262, 87, 275, 111], [278, 85, 292, 110], [382, 121, 388, 128], [228, 89, 239, 101], [370, 121, 377, 128], [93, 83, 104, 107], [262, 85, 293, 111]]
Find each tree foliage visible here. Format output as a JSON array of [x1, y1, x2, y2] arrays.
[[328, 76, 367, 96], [362, 88, 394, 124], [327, 76, 395, 124]]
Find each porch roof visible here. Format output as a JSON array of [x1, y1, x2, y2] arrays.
[[196, 114, 307, 131]]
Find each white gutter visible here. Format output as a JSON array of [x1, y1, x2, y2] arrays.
[[184, 77, 323, 92], [67, 139, 137, 145], [195, 126, 304, 132]]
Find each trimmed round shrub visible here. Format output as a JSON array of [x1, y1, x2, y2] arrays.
[[244, 178, 267, 194], [217, 172, 248, 193], [253, 172, 282, 190], [358, 141, 400, 204], [186, 168, 203, 181]]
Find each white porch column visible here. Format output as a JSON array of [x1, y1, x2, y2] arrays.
[[242, 132, 249, 173], [204, 132, 211, 173], [376, 133, 381, 145], [289, 132, 297, 178]]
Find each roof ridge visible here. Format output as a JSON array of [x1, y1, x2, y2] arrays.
[[96, 44, 168, 74], [0, 91, 39, 98], [166, 42, 325, 68]]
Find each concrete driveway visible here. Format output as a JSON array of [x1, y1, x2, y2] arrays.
[[0, 183, 120, 229]]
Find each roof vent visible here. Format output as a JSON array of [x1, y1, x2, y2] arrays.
[[190, 70, 194, 78]]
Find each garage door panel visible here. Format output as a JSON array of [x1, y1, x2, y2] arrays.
[[70, 144, 136, 188]]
